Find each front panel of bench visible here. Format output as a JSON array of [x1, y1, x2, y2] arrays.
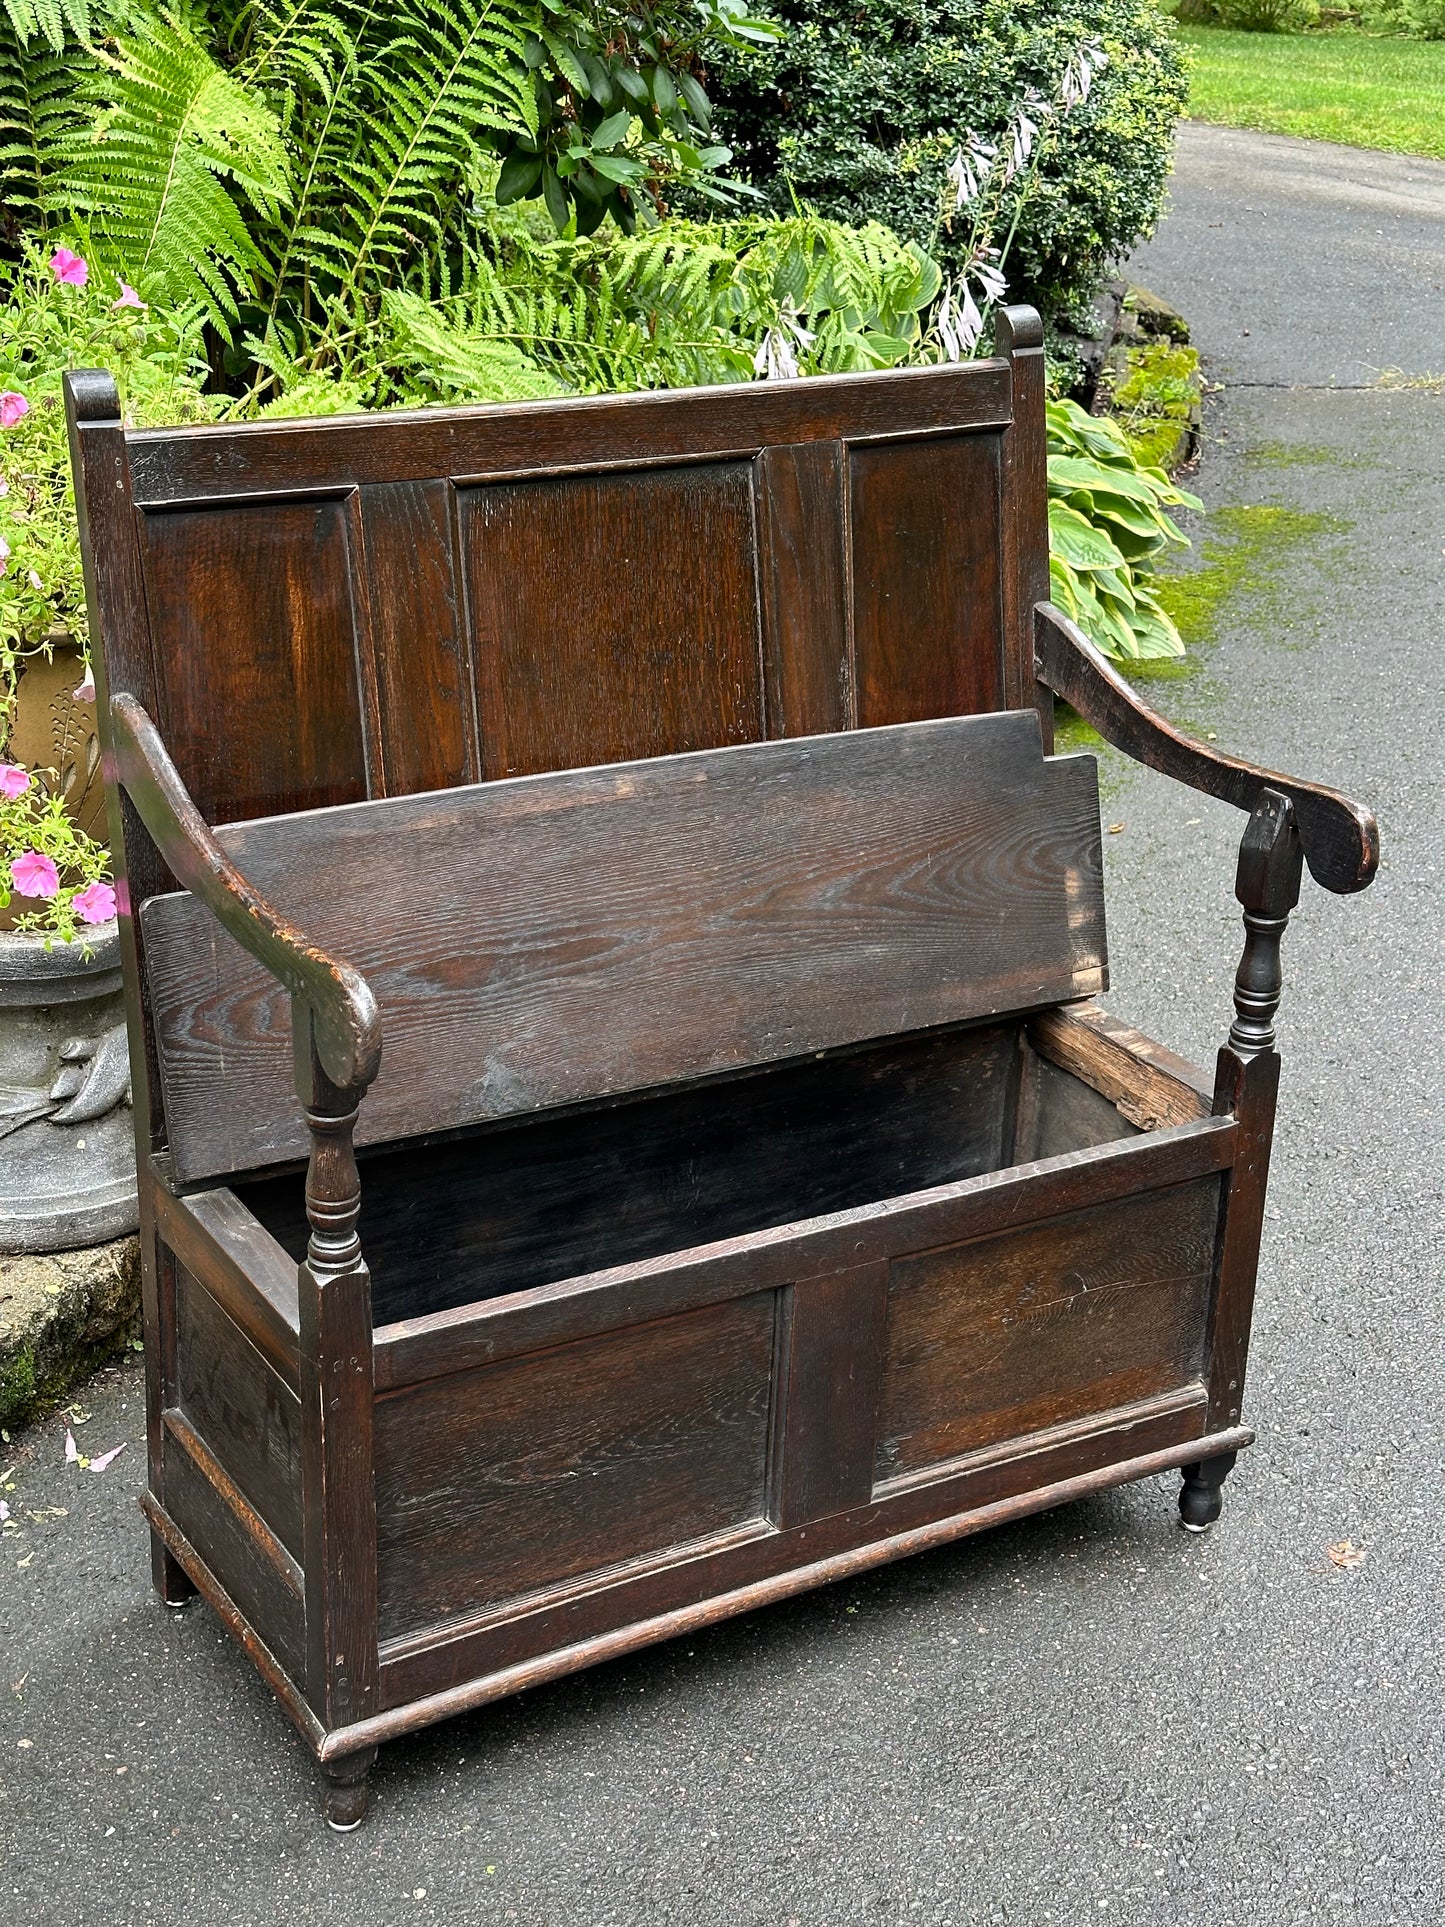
[[140, 710, 1105, 1183], [108, 363, 1030, 829]]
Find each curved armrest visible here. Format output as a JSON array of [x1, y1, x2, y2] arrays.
[[109, 693, 383, 1093], [1034, 603, 1379, 895]]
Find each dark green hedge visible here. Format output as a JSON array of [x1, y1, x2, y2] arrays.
[[710, 0, 1189, 318]]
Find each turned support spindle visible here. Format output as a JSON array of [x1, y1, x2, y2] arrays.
[[293, 997, 381, 1828], [1227, 789, 1304, 1060]]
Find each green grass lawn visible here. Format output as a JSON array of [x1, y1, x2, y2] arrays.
[[1181, 24, 1445, 161]]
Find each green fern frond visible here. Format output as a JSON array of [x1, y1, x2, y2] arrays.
[[0, 16, 89, 218], [2, 0, 90, 55], [53, 9, 292, 322]]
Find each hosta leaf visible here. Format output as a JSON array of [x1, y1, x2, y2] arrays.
[[1048, 501, 1126, 574]]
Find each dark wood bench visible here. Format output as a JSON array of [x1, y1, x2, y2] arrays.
[[66, 308, 1378, 1827]]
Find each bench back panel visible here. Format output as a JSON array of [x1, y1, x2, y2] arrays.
[[140, 711, 1105, 1183], [75, 357, 1047, 834]]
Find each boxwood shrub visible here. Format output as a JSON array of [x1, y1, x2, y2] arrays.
[[710, 0, 1189, 318]]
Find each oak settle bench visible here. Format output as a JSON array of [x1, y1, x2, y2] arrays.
[[65, 308, 1378, 1827]]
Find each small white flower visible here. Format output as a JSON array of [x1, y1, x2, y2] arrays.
[[945, 134, 997, 210], [935, 277, 985, 362], [1062, 41, 1109, 110], [1003, 97, 1044, 182], [969, 248, 1009, 308], [754, 327, 799, 381]]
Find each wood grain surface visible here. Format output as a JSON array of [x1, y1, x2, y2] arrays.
[[876, 1176, 1221, 1477], [374, 1293, 775, 1640], [142, 710, 1106, 1181]]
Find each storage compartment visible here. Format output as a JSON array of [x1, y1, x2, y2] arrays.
[[235, 1018, 1140, 1327]]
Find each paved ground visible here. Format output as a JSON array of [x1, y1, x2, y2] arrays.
[[4, 129, 1443, 1925]]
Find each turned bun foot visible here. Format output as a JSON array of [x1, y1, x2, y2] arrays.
[[321, 1749, 377, 1831], [1179, 1452, 1238, 1534]]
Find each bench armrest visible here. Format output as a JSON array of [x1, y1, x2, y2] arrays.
[[110, 693, 382, 1093], [1034, 602, 1378, 895]]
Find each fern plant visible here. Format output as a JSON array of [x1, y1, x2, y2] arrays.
[[0, 0, 777, 341], [58, 9, 293, 326]]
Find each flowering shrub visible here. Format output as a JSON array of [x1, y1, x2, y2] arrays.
[[0, 242, 212, 943], [0, 756, 117, 942]]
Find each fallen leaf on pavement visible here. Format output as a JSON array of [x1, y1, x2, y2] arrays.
[[1327, 1539, 1367, 1570]]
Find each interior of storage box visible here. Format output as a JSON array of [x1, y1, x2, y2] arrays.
[[234, 1016, 1139, 1328]]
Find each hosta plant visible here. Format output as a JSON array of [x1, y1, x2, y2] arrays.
[[1045, 396, 1200, 660]]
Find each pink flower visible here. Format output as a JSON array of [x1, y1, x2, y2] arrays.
[[73, 670, 96, 703], [0, 536, 8, 574], [112, 278, 146, 311], [28, 569, 43, 592], [50, 247, 88, 288], [10, 851, 60, 898], [72, 880, 116, 924], [0, 391, 29, 428], [0, 763, 31, 800]]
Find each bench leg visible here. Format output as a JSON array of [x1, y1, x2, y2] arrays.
[[320, 1748, 377, 1831], [151, 1531, 198, 1610], [1178, 1452, 1238, 1534]]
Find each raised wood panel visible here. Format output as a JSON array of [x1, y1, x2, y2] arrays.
[[140, 711, 1106, 1181], [241, 1024, 1020, 1325], [174, 1261, 303, 1560], [373, 1293, 775, 1642], [876, 1177, 1222, 1480], [161, 1421, 305, 1680], [850, 433, 1006, 726], [356, 479, 477, 794], [459, 462, 764, 778], [137, 499, 368, 824]]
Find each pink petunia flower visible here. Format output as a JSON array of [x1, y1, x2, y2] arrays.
[[72, 879, 116, 924], [0, 536, 8, 574], [0, 391, 28, 428], [112, 278, 146, 311], [73, 670, 96, 703], [10, 850, 60, 898], [50, 247, 88, 288], [0, 762, 31, 800], [28, 569, 43, 592]]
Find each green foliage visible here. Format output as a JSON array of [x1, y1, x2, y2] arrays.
[[0, 0, 781, 340], [258, 206, 942, 401], [1046, 397, 1201, 660], [0, 243, 214, 675], [58, 9, 292, 327], [1176, 0, 1318, 27], [709, 0, 1188, 317], [1355, 0, 1445, 35], [0, 242, 213, 938]]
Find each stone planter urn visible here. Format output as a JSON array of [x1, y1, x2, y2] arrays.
[[0, 921, 139, 1253]]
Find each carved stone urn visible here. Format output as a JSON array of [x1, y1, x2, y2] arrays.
[[0, 921, 139, 1253]]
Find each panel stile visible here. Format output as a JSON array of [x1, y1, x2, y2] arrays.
[[757, 442, 851, 738], [356, 478, 478, 793]]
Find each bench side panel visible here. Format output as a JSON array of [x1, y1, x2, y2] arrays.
[[141, 710, 1105, 1181]]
